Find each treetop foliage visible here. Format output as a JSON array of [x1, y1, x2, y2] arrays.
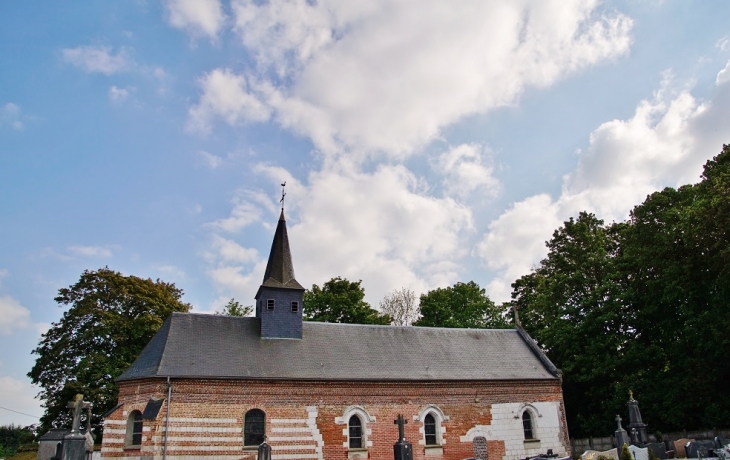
[[303, 276, 391, 325], [215, 298, 253, 316], [512, 144, 730, 437], [414, 281, 509, 329], [28, 267, 191, 438], [379, 287, 419, 326]]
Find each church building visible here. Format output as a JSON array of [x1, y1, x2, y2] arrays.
[[100, 210, 571, 460]]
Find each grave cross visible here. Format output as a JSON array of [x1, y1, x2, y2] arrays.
[[615, 415, 623, 429], [66, 394, 91, 434], [394, 414, 407, 442]]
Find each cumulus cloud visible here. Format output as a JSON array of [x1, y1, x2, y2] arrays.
[[108, 85, 131, 102], [0, 103, 23, 130], [197, 150, 224, 169], [0, 295, 32, 335], [188, 69, 271, 133], [164, 0, 227, 40], [62, 46, 133, 74], [205, 159, 475, 304], [207, 189, 272, 232], [434, 144, 499, 200], [190, 0, 632, 157], [717, 60, 730, 85], [478, 69, 730, 302]]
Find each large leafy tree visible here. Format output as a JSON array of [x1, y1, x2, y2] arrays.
[[303, 277, 391, 324], [28, 268, 191, 438], [510, 212, 628, 437], [414, 281, 508, 329]]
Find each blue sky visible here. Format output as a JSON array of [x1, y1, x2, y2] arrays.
[[1, 0, 730, 426]]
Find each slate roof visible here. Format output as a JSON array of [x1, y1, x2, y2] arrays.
[[118, 313, 559, 382], [257, 210, 304, 294]]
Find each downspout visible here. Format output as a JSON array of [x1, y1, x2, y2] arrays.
[[164, 377, 171, 460]]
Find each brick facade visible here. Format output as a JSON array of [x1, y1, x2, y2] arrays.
[[102, 378, 569, 460]]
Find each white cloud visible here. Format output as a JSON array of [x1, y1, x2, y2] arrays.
[[207, 189, 272, 232], [210, 236, 259, 264], [717, 37, 729, 52], [164, 0, 227, 40], [478, 69, 730, 302], [717, 60, 730, 85], [62, 46, 133, 74], [67, 245, 114, 258], [0, 376, 42, 426], [0, 295, 32, 335], [190, 0, 632, 157], [206, 159, 475, 304], [108, 85, 131, 102], [197, 150, 223, 169], [188, 69, 271, 133], [1, 103, 23, 130], [434, 144, 499, 200]]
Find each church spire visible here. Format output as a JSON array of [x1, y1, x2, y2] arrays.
[[255, 192, 305, 340], [260, 210, 303, 290]]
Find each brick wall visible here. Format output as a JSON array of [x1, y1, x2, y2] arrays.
[[102, 378, 568, 460]]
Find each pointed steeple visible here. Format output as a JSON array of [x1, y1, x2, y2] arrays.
[[260, 210, 304, 291], [255, 209, 304, 340]]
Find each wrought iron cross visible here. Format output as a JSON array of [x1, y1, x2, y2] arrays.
[[280, 182, 286, 211], [394, 414, 407, 442]]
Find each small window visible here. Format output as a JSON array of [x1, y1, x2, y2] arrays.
[[267, 299, 275, 311], [522, 411, 534, 440], [126, 410, 143, 447], [348, 415, 363, 449], [291, 301, 299, 312], [244, 409, 266, 446], [424, 413, 437, 445]]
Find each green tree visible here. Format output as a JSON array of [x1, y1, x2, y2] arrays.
[[28, 268, 191, 438], [510, 213, 627, 437], [215, 298, 253, 316], [303, 277, 391, 324], [414, 281, 508, 329], [0, 424, 34, 457]]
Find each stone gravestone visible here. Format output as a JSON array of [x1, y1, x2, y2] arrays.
[[673, 438, 693, 458], [581, 448, 619, 460], [61, 394, 91, 460], [646, 443, 667, 460], [615, 415, 630, 449], [473, 436, 487, 460], [393, 414, 413, 460], [627, 392, 648, 446], [686, 441, 716, 459], [629, 445, 649, 460]]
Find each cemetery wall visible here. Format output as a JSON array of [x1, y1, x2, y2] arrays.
[[101, 377, 569, 460]]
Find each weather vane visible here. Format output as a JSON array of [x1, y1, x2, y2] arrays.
[[280, 181, 286, 211]]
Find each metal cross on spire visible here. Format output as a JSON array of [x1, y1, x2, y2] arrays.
[[280, 181, 286, 211]]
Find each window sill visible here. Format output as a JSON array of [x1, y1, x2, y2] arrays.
[[524, 439, 541, 448], [124, 445, 141, 450], [348, 448, 368, 459], [425, 445, 444, 456]]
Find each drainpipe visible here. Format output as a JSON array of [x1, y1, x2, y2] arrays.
[[164, 377, 171, 460]]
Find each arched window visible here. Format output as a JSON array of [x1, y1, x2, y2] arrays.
[[244, 409, 266, 446], [126, 410, 143, 447], [522, 411, 534, 440], [424, 413, 437, 445], [348, 415, 363, 449]]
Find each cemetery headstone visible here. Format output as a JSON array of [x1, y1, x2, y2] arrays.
[[646, 443, 667, 460], [673, 439, 693, 458], [627, 392, 648, 445], [62, 394, 91, 460], [615, 415, 630, 449], [393, 414, 413, 460], [686, 441, 716, 459], [629, 445, 649, 460]]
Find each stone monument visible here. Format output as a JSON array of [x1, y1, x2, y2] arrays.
[[614, 415, 630, 449], [394, 414, 413, 460], [626, 391, 648, 445]]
